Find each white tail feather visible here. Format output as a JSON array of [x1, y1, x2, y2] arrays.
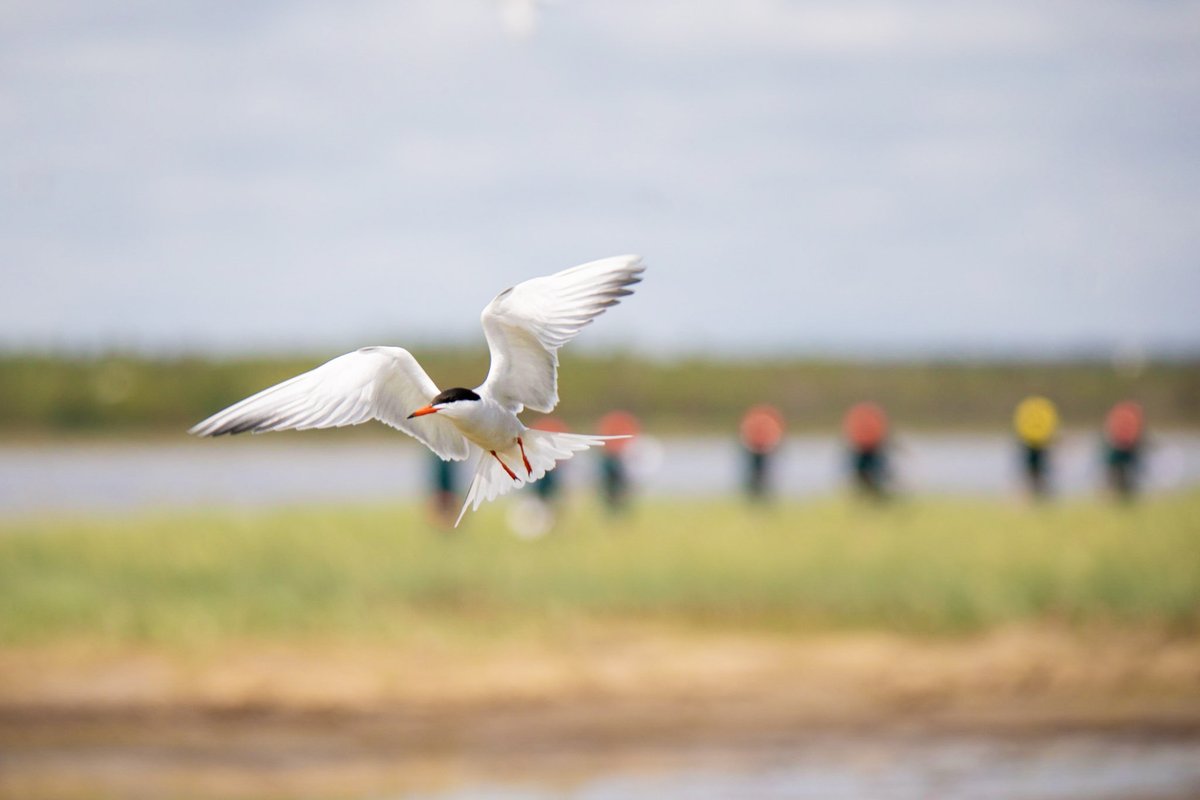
[[454, 431, 629, 527]]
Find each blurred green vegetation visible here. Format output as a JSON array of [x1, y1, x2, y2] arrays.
[[1, 493, 1197, 646], [1, 351, 1197, 436]]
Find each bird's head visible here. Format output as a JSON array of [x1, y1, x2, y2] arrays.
[[407, 387, 481, 420]]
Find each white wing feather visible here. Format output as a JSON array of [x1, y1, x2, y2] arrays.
[[188, 346, 471, 461], [480, 255, 644, 413]]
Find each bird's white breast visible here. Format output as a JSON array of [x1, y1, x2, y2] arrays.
[[448, 395, 524, 452]]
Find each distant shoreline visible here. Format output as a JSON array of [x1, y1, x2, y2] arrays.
[[3, 352, 1197, 436]]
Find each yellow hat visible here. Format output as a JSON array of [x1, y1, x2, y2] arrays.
[[1014, 396, 1059, 447]]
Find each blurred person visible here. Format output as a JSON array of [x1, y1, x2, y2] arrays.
[[1013, 396, 1059, 499], [597, 410, 640, 515], [530, 416, 569, 506], [1103, 401, 1145, 500], [739, 404, 785, 502], [428, 454, 459, 529], [843, 402, 890, 500]]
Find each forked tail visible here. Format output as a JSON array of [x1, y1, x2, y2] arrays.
[[455, 431, 629, 527]]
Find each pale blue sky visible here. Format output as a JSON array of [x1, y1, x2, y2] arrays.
[[2, 0, 1198, 357]]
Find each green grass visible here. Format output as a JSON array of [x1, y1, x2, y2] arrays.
[[1, 494, 1198, 646], [2, 351, 1197, 435]]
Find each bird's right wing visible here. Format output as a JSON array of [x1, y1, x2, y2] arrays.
[[479, 255, 644, 414], [188, 346, 471, 461]]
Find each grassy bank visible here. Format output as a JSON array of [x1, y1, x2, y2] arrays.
[[2, 351, 1196, 436], [1, 493, 1197, 646]]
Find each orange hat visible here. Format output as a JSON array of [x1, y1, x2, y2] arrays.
[[1104, 401, 1144, 449], [598, 410, 640, 455], [843, 402, 888, 450], [740, 404, 785, 453]]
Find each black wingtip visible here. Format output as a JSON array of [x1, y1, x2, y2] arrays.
[[199, 418, 269, 437]]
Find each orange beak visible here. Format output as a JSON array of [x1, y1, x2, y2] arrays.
[[407, 405, 439, 419]]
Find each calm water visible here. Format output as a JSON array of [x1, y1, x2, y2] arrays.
[[2, 433, 1198, 516], [414, 732, 1200, 800]]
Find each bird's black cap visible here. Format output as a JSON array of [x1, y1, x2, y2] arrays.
[[431, 387, 481, 405]]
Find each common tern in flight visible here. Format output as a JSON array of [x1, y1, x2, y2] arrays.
[[190, 255, 645, 525]]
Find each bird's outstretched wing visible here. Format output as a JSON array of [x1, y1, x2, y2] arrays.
[[479, 255, 644, 413], [188, 346, 471, 460]]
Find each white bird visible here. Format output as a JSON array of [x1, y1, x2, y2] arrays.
[[189, 255, 645, 525]]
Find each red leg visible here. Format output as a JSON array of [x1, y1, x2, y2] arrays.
[[491, 450, 518, 481], [517, 437, 532, 476]]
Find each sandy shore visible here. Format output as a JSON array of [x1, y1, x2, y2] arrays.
[[2, 626, 1199, 798]]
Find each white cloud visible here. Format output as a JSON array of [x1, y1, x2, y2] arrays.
[[578, 0, 1058, 57], [1, 0, 1198, 355]]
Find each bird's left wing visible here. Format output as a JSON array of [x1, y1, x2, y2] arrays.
[[188, 346, 471, 460], [480, 255, 644, 413]]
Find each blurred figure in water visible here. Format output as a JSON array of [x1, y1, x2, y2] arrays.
[[1013, 396, 1059, 499], [1103, 401, 1145, 501], [739, 404, 785, 503], [843, 402, 890, 500], [428, 454, 459, 529], [597, 410, 640, 515]]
